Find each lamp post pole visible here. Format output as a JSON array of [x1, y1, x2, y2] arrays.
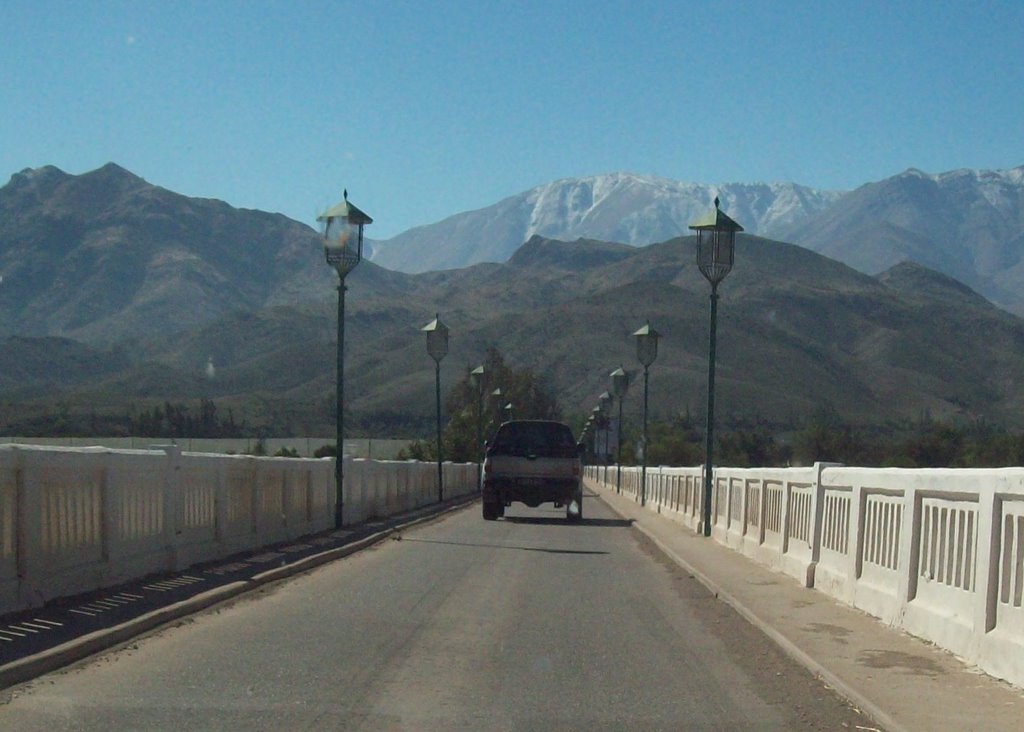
[[704, 282, 719, 531], [583, 416, 595, 466], [599, 391, 612, 486], [336, 281, 346, 518], [471, 365, 485, 492], [422, 314, 449, 504], [610, 367, 629, 495], [435, 359, 443, 499], [317, 190, 372, 530], [634, 322, 660, 507], [690, 197, 744, 537], [489, 388, 502, 438]]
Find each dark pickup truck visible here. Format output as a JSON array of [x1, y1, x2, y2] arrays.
[[482, 420, 583, 522]]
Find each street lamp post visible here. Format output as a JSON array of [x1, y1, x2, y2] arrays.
[[690, 197, 744, 537], [598, 391, 612, 485], [580, 417, 594, 475], [581, 416, 594, 454], [422, 314, 449, 503], [634, 322, 660, 507], [591, 404, 604, 478], [470, 365, 485, 491], [488, 387, 503, 439], [610, 367, 629, 494], [318, 190, 372, 529]]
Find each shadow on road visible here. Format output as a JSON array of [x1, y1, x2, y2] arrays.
[[0, 494, 479, 680], [399, 537, 608, 555], [502, 516, 634, 528]]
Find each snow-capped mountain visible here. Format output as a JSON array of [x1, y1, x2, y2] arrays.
[[783, 164, 1024, 313], [367, 173, 844, 273]]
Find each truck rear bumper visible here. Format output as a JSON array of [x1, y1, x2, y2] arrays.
[[483, 478, 581, 507]]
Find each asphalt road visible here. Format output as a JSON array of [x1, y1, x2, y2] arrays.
[[0, 494, 872, 731]]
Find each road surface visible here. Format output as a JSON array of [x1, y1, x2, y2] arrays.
[[0, 494, 873, 730]]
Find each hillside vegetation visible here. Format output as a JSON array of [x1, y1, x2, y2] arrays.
[[5, 164, 1024, 445]]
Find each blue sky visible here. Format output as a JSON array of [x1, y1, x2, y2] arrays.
[[4, 1, 1023, 238]]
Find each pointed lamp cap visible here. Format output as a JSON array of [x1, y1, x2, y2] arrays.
[[688, 196, 743, 232], [633, 321, 661, 338], [317, 189, 373, 225]]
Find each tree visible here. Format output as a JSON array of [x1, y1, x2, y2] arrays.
[[718, 427, 789, 468], [400, 348, 561, 463], [902, 422, 963, 467], [794, 405, 866, 465]]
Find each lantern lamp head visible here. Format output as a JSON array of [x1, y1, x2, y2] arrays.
[[634, 321, 661, 368], [689, 196, 743, 286], [318, 190, 373, 278], [610, 367, 629, 399], [421, 314, 449, 363], [470, 365, 485, 390]]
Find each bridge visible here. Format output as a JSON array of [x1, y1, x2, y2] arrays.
[[1, 443, 1023, 729]]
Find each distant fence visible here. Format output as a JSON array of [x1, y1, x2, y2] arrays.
[[0, 437, 412, 460], [0, 444, 477, 615], [587, 463, 1024, 689]]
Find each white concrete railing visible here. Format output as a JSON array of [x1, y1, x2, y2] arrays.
[[0, 444, 478, 615], [587, 463, 1024, 689], [0, 436, 412, 459]]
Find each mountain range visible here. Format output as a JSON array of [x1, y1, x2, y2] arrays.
[[4, 163, 1024, 435], [783, 166, 1024, 313], [366, 173, 844, 274], [0, 163, 331, 344], [366, 164, 1024, 317]]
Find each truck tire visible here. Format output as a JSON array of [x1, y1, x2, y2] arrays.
[[482, 501, 500, 521]]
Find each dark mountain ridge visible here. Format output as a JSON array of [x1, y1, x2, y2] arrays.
[[0, 163, 334, 343], [783, 165, 1024, 313], [5, 164, 1024, 435], [5, 231, 1024, 434]]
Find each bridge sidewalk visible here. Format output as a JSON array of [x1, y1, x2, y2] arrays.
[[588, 478, 1024, 732]]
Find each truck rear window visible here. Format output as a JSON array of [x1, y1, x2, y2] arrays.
[[490, 421, 577, 458]]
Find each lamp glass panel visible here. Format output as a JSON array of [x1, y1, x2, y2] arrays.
[[426, 329, 449, 362], [697, 229, 735, 285], [637, 335, 658, 367], [324, 217, 363, 275], [612, 371, 628, 398]]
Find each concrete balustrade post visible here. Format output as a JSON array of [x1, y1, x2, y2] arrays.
[[99, 452, 113, 565], [698, 464, 706, 533], [846, 479, 865, 606], [807, 463, 840, 588], [254, 458, 267, 539], [240, 457, 254, 539], [346, 457, 363, 525], [897, 483, 921, 612], [0, 450, 19, 614], [974, 482, 1001, 635], [739, 476, 750, 540], [304, 467, 315, 526], [159, 445, 182, 571], [780, 479, 792, 557], [213, 460, 227, 545], [14, 449, 39, 610], [758, 476, 769, 546]]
